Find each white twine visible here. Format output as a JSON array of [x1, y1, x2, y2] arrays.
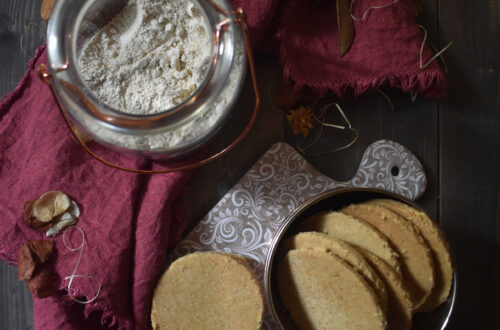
[[351, 0, 400, 22], [62, 226, 102, 304]]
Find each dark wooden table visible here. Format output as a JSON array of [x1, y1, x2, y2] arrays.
[[1, 1, 498, 329]]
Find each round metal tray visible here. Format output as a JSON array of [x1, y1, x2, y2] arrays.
[[264, 188, 456, 330]]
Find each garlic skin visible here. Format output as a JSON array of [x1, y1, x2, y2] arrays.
[[46, 201, 80, 237], [67, 201, 80, 219], [33, 191, 71, 222], [46, 217, 76, 237]]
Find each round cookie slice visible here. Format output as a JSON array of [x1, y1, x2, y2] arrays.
[[284, 232, 388, 312], [298, 211, 401, 275], [278, 247, 387, 330], [359, 249, 412, 330], [368, 199, 453, 312], [151, 252, 264, 330], [342, 203, 435, 311]]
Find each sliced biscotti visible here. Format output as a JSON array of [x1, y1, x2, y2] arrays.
[[360, 249, 413, 330], [342, 203, 435, 311], [151, 252, 264, 330], [368, 199, 453, 312], [284, 231, 388, 312], [298, 211, 401, 275], [278, 247, 387, 330]]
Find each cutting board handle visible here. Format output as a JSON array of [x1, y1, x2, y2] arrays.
[[337, 139, 427, 201]]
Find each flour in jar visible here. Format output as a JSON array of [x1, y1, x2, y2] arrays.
[[78, 0, 212, 114]]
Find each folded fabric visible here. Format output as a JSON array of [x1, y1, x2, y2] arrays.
[[230, 0, 446, 99], [0, 45, 192, 329]]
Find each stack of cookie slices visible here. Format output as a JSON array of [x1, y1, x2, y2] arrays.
[[278, 199, 454, 330]]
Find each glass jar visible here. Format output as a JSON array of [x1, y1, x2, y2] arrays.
[[45, 0, 247, 158]]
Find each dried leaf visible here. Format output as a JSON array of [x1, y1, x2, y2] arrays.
[[41, 0, 57, 20], [337, 0, 354, 56], [18, 244, 36, 281]]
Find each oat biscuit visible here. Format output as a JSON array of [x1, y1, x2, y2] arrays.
[[151, 252, 264, 330], [342, 203, 435, 311], [368, 199, 453, 311], [298, 211, 401, 274], [285, 232, 388, 312], [360, 249, 412, 330], [278, 247, 387, 330]]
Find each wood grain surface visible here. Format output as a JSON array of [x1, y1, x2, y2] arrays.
[[0, 0, 498, 329], [0, 1, 44, 328], [439, 1, 500, 329]]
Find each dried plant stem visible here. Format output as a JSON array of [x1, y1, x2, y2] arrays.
[[297, 101, 358, 156], [418, 24, 453, 70], [377, 88, 395, 109]]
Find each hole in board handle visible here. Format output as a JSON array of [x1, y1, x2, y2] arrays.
[[391, 166, 400, 176]]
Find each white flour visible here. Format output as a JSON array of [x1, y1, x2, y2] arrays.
[[79, 0, 211, 114], [76, 0, 245, 152]]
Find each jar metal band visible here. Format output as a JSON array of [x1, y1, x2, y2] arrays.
[[38, 8, 260, 174]]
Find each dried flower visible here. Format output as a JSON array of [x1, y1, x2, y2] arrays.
[[287, 106, 315, 137]]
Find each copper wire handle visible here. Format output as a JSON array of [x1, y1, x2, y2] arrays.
[[39, 8, 259, 174]]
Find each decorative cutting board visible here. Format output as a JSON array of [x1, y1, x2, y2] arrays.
[[168, 139, 426, 328]]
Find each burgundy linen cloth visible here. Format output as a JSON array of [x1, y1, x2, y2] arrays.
[[231, 0, 446, 99], [0, 45, 192, 329]]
